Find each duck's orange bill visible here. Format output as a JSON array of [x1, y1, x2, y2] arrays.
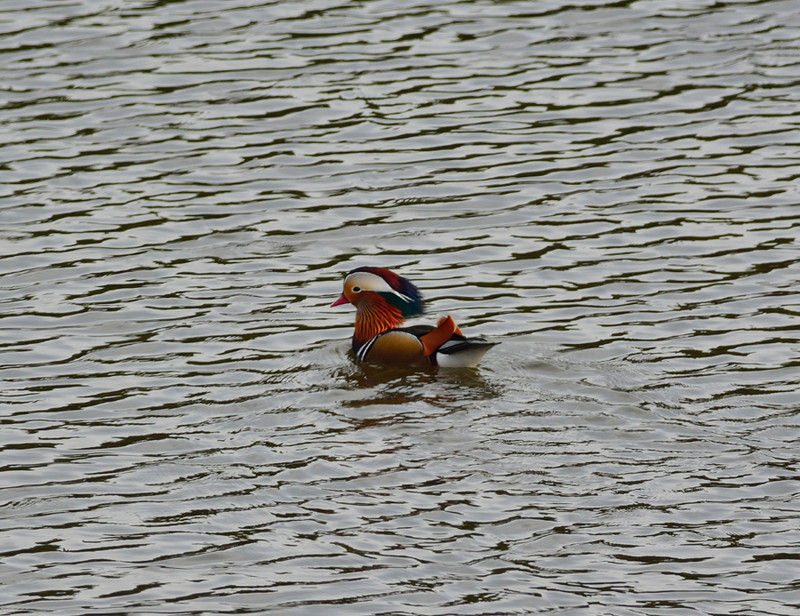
[[331, 294, 349, 307]]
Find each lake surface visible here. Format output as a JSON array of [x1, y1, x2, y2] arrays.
[[2, 1, 799, 614]]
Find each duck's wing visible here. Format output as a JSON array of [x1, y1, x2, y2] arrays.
[[407, 317, 497, 368], [435, 338, 498, 368]]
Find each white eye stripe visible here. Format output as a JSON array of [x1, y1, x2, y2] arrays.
[[345, 272, 412, 302]]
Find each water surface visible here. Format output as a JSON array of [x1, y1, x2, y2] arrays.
[[2, 1, 799, 614]]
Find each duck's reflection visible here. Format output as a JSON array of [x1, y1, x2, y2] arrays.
[[332, 356, 501, 410]]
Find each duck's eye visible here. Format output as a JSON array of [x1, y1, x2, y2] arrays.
[[352, 286, 362, 293]]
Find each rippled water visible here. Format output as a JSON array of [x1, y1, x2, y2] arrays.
[[2, 1, 800, 614]]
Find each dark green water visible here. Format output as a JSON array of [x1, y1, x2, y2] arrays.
[[2, 1, 799, 614]]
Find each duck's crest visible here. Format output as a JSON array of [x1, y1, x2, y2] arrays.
[[348, 266, 424, 318]]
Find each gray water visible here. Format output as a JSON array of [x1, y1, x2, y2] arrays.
[[2, 1, 800, 614]]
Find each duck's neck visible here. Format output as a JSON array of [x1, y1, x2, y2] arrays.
[[353, 300, 405, 350]]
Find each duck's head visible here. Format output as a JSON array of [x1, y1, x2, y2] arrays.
[[332, 267, 424, 319]]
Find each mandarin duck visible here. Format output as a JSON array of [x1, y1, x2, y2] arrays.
[[332, 267, 496, 368]]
